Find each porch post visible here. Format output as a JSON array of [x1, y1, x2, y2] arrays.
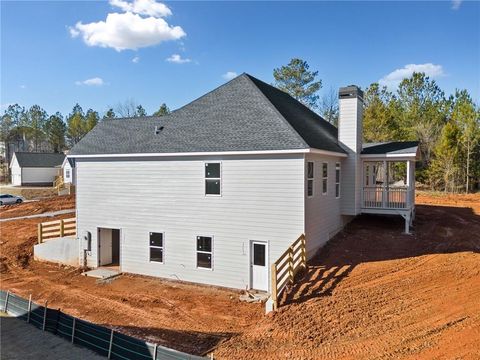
[[406, 160, 411, 208], [382, 160, 387, 208], [406, 160, 410, 187]]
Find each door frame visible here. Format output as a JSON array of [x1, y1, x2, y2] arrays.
[[97, 227, 122, 269], [249, 240, 269, 292]]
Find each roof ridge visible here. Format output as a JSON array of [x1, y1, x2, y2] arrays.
[[244, 74, 337, 132], [244, 74, 343, 152], [242, 74, 309, 149]]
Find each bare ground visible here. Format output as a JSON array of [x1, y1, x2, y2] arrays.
[[1, 192, 479, 358], [0, 195, 75, 219], [214, 192, 480, 359]]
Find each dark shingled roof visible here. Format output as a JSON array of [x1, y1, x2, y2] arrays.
[[13, 152, 65, 167], [70, 73, 346, 156], [361, 141, 419, 155]]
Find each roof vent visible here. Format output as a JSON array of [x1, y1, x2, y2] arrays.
[[154, 126, 164, 135]]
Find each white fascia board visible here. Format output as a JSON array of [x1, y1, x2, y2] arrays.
[[361, 153, 417, 159], [68, 148, 348, 159], [9, 153, 18, 169], [309, 148, 348, 158]]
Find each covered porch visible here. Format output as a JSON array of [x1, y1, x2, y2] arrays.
[[360, 141, 419, 233]]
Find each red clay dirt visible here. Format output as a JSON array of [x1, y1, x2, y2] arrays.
[[1, 192, 479, 358], [0, 195, 75, 219]]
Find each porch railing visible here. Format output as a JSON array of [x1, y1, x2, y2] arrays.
[[362, 186, 413, 209]]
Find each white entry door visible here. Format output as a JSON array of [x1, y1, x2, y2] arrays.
[[251, 241, 268, 291], [99, 228, 112, 266]]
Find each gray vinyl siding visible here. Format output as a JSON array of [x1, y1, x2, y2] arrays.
[[304, 154, 351, 258], [76, 154, 305, 290], [21, 167, 58, 185]]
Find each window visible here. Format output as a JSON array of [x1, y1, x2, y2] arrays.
[[205, 163, 221, 195], [307, 162, 314, 197], [66, 169, 71, 178], [149, 232, 164, 263], [196, 236, 213, 269], [335, 163, 341, 198], [322, 163, 328, 195]]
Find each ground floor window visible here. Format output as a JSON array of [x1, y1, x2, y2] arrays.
[[149, 232, 164, 263], [197, 236, 213, 269]]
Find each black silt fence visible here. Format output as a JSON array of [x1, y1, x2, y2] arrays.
[[0, 290, 206, 359]]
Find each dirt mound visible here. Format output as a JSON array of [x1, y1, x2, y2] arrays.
[[0, 214, 74, 271], [0, 195, 75, 219]]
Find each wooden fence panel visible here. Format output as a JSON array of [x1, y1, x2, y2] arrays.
[[38, 218, 77, 243], [270, 234, 307, 310]]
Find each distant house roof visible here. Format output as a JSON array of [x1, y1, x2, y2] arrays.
[[361, 141, 419, 156], [70, 73, 346, 156], [12, 152, 65, 168]]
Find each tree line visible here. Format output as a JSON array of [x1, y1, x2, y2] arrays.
[[0, 101, 171, 164], [274, 58, 480, 193]]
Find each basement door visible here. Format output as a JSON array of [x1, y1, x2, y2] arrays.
[[98, 228, 120, 266], [250, 241, 268, 291]]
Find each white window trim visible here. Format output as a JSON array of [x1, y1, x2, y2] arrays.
[[322, 162, 328, 195], [307, 161, 314, 198], [196, 235, 214, 270], [205, 162, 222, 197], [149, 232, 164, 264], [335, 162, 341, 199]]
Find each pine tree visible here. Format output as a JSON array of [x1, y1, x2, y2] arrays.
[[45, 112, 66, 153], [85, 109, 100, 132], [66, 103, 87, 146], [153, 103, 170, 117], [273, 58, 322, 109]]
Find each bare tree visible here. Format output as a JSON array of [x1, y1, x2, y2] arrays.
[[319, 86, 339, 126], [115, 99, 140, 118]]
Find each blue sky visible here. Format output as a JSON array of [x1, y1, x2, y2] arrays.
[[1, 0, 479, 117]]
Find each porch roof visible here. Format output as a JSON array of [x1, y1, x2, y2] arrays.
[[361, 141, 419, 158]]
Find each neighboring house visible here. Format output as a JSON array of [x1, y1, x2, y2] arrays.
[[62, 157, 76, 185], [10, 152, 65, 186], [69, 74, 418, 293]]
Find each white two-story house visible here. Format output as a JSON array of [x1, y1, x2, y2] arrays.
[[69, 73, 418, 294]]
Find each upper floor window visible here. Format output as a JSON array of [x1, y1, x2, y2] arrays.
[[205, 163, 221, 195], [66, 169, 71, 178], [322, 163, 328, 195], [307, 162, 314, 197], [335, 162, 341, 198]]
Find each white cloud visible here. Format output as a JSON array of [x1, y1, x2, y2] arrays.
[[379, 63, 445, 88], [69, 1, 185, 52], [19, 85, 27, 89], [166, 54, 191, 64], [132, 56, 140, 63], [451, 0, 462, 10], [222, 71, 238, 80], [75, 77, 105, 86], [110, 0, 171, 17]]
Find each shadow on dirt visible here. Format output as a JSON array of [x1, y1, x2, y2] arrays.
[[282, 204, 480, 306], [103, 324, 236, 356]]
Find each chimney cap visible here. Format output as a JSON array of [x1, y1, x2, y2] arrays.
[[339, 85, 363, 100]]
